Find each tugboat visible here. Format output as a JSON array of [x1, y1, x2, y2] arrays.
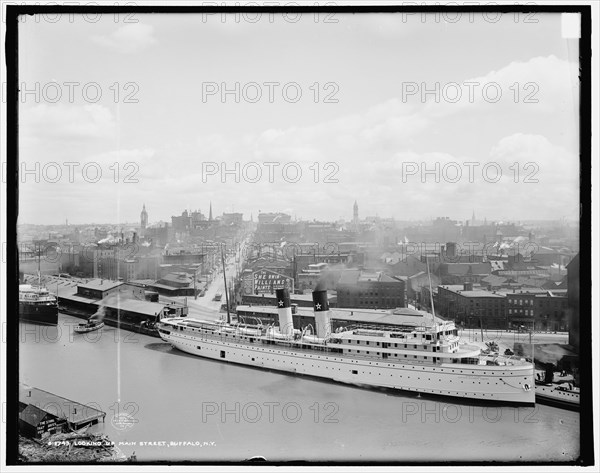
[[138, 320, 159, 337], [74, 319, 105, 334], [74, 307, 105, 334]]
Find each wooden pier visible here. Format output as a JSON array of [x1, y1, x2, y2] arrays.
[[19, 384, 106, 437]]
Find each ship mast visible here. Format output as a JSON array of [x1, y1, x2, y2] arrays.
[[426, 257, 437, 330], [221, 243, 231, 324], [37, 242, 41, 288]]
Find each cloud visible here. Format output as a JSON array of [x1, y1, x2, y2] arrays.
[[92, 23, 157, 54], [417, 55, 579, 117], [489, 133, 579, 195], [21, 103, 116, 141], [139, 55, 578, 220], [17, 52, 580, 223]]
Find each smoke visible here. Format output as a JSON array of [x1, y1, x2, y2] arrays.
[[90, 305, 105, 321], [314, 279, 327, 292], [534, 343, 573, 366], [97, 234, 119, 245]]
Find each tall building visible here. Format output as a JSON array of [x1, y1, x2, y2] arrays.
[[353, 200, 358, 227], [140, 204, 148, 230], [209, 202, 213, 221]]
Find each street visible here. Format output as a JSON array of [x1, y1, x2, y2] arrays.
[[159, 238, 249, 321]]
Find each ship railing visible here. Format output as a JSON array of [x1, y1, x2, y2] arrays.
[[342, 323, 415, 334], [478, 353, 529, 366]]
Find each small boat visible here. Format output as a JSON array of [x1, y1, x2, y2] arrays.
[[535, 382, 580, 409], [534, 369, 580, 409], [74, 320, 105, 334]]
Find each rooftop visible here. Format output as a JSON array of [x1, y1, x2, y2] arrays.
[[19, 384, 105, 425], [439, 285, 505, 298], [481, 275, 508, 285], [444, 262, 491, 275], [338, 270, 402, 285], [159, 272, 193, 284], [101, 296, 166, 316], [78, 279, 123, 292]]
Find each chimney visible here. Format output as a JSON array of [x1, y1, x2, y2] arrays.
[[463, 282, 473, 291], [275, 288, 294, 337], [312, 289, 331, 338]]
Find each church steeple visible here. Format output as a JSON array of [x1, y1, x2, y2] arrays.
[[140, 203, 148, 229]]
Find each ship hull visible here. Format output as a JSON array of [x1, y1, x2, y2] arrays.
[[535, 384, 579, 410], [74, 322, 105, 334], [19, 303, 58, 326], [159, 329, 535, 405]]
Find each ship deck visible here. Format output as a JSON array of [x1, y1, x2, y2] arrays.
[[160, 318, 532, 371]]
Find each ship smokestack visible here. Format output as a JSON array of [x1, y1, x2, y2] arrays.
[[275, 288, 294, 337], [312, 289, 331, 338]]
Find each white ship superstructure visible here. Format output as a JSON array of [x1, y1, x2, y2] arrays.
[[19, 284, 58, 325], [158, 288, 534, 405]]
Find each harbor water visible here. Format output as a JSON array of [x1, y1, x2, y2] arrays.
[[18, 314, 580, 462]]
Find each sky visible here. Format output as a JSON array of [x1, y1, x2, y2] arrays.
[[16, 11, 581, 225]]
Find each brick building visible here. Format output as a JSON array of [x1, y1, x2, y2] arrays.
[[505, 288, 568, 331], [436, 283, 568, 331], [336, 270, 405, 309], [436, 283, 507, 329]]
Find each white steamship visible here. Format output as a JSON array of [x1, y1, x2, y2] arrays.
[[158, 287, 534, 405]]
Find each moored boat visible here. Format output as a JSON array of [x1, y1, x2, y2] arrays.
[[19, 284, 58, 326], [158, 287, 535, 405], [534, 369, 580, 409]]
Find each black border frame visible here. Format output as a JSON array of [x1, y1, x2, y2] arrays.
[[4, 3, 593, 467]]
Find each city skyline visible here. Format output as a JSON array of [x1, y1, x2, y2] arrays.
[[17, 204, 581, 229]]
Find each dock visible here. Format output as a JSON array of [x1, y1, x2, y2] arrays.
[[19, 384, 106, 433]]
